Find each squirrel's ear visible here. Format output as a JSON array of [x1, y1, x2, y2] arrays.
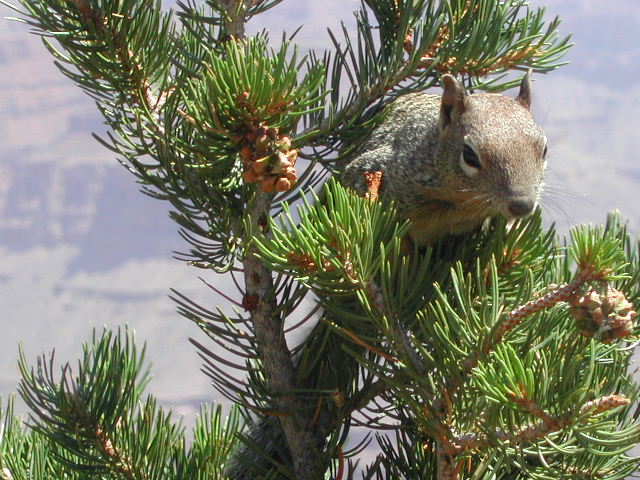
[[440, 74, 466, 129], [516, 69, 533, 110]]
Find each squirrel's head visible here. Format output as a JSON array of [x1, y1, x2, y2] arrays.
[[435, 71, 547, 225]]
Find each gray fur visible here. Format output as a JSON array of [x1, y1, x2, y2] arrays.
[[341, 73, 547, 245]]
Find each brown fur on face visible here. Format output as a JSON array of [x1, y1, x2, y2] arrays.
[[342, 72, 547, 246]]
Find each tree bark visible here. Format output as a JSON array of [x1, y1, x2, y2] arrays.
[[243, 192, 324, 479]]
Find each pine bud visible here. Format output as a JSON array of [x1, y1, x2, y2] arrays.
[[266, 127, 279, 140], [252, 156, 271, 176], [261, 176, 278, 193], [286, 149, 298, 164], [239, 146, 254, 164], [242, 169, 260, 183], [275, 177, 292, 192], [254, 134, 270, 152], [580, 394, 629, 416], [277, 135, 292, 152]]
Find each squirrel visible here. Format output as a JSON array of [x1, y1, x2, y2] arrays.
[[341, 71, 547, 246], [228, 73, 547, 479]]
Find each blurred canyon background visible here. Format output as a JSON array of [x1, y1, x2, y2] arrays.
[[0, 0, 639, 426]]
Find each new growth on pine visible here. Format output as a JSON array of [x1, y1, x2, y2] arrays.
[[0, 1, 638, 479]]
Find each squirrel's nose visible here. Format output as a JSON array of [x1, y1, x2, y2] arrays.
[[508, 197, 535, 217]]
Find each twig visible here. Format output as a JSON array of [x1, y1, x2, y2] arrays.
[[219, 0, 246, 39], [95, 426, 141, 480], [348, 377, 391, 414], [322, 318, 398, 363], [455, 394, 630, 454], [461, 271, 600, 375], [365, 280, 425, 372], [436, 442, 457, 480]]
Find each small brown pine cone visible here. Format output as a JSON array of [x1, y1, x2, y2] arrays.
[[282, 164, 297, 182], [570, 287, 636, 342], [269, 153, 289, 174], [286, 172, 297, 182]]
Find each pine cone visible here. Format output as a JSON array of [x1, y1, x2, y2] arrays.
[[239, 126, 298, 192], [570, 287, 636, 343]]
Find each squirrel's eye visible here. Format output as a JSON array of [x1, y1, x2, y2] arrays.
[[543, 144, 548, 159], [461, 143, 482, 171]]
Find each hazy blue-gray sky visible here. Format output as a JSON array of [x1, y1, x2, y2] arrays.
[[0, 1, 639, 425]]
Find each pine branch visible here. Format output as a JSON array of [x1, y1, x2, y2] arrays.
[[459, 270, 602, 377], [242, 192, 326, 479], [15, 328, 179, 479], [455, 394, 631, 453], [299, 0, 572, 161], [364, 279, 426, 373], [6, 1, 640, 478], [217, 0, 246, 38], [9, 329, 244, 480]]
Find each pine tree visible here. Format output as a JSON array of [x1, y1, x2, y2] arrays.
[[1, 1, 639, 479]]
